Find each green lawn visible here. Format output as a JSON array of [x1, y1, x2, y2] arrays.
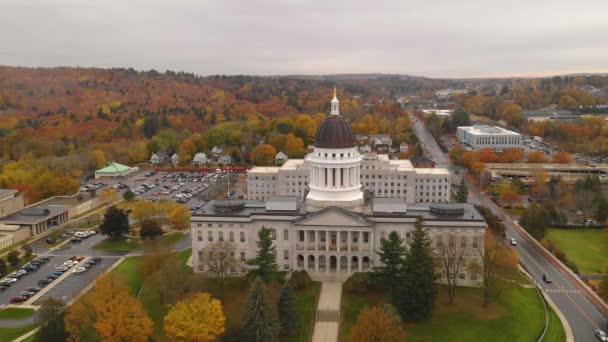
[[284, 282, 321, 342], [112, 256, 144, 295], [546, 228, 608, 274], [94, 232, 185, 251], [545, 307, 566, 342], [0, 325, 35, 342], [0, 307, 35, 320], [341, 282, 550, 342]]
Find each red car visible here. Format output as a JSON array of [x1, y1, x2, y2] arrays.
[[70, 256, 84, 262], [10, 296, 26, 303]]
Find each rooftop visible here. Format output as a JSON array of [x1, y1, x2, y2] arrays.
[[0, 205, 70, 224], [458, 125, 520, 136], [96, 162, 133, 174]]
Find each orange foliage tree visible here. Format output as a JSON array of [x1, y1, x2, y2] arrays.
[[551, 151, 572, 164], [349, 305, 405, 342], [527, 151, 548, 164]]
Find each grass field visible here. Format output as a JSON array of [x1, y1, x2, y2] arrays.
[[0, 307, 35, 320], [545, 307, 567, 342], [0, 325, 35, 342], [546, 228, 608, 274], [94, 232, 184, 251], [341, 282, 553, 342]]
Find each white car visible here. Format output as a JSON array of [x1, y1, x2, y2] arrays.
[[510, 238, 517, 246], [4, 278, 18, 284], [72, 267, 87, 274], [596, 329, 607, 342]]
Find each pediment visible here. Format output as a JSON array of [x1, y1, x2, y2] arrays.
[[295, 207, 372, 227]]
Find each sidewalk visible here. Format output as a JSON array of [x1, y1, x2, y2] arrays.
[[312, 282, 342, 342]]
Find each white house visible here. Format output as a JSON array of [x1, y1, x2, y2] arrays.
[[218, 154, 232, 164], [193, 152, 208, 166], [359, 145, 372, 153], [150, 152, 168, 165], [400, 142, 409, 153], [212, 146, 223, 155], [171, 153, 179, 165], [275, 151, 288, 164]]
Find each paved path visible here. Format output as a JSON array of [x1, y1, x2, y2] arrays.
[[312, 282, 342, 342]]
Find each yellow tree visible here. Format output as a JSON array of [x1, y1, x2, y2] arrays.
[[251, 144, 277, 166], [94, 150, 106, 169], [164, 292, 226, 342], [527, 151, 547, 164], [169, 204, 190, 230], [65, 274, 153, 342], [178, 138, 197, 163], [349, 305, 405, 342], [284, 133, 305, 157], [131, 200, 157, 223], [99, 187, 119, 204], [498, 184, 519, 207]]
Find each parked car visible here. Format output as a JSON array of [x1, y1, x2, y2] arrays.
[[510, 238, 517, 246], [38, 279, 52, 286], [25, 286, 41, 293], [73, 267, 87, 274], [47, 274, 60, 280], [92, 257, 102, 263], [46, 237, 56, 244], [595, 329, 607, 342], [542, 274, 552, 284], [19, 290, 35, 298], [70, 237, 82, 243], [0, 284, 9, 291], [10, 296, 26, 303]]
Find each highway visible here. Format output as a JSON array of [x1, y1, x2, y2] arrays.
[[409, 115, 608, 341]]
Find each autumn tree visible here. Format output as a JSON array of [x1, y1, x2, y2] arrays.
[[394, 217, 437, 321], [65, 274, 153, 342], [500, 148, 524, 163], [178, 138, 197, 163], [498, 184, 519, 208], [140, 219, 163, 239], [147, 252, 194, 305], [527, 151, 547, 164], [34, 297, 66, 342], [99, 187, 119, 203], [164, 292, 226, 342], [372, 231, 405, 294], [7, 250, 19, 267], [99, 206, 130, 239], [131, 200, 157, 222], [247, 227, 278, 282], [278, 281, 297, 336], [551, 151, 572, 164], [435, 234, 467, 304], [203, 241, 238, 286], [251, 144, 277, 166], [478, 148, 499, 163], [349, 305, 405, 342], [244, 277, 279, 342], [0, 259, 6, 276], [169, 204, 190, 230], [519, 203, 550, 240], [469, 231, 519, 307]]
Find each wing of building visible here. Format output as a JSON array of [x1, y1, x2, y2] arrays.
[[191, 89, 486, 284]]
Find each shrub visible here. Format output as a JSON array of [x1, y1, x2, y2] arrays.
[[7, 250, 20, 267], [564, 260, 580, 274], [553, 249, 567, 263], [540, 239, 555, 253], [289, 270, 312, 290], [22, 245, 33, 258], [344, 272, 370, 294]]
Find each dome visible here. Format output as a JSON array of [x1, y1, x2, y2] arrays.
[[314, 115, 356, 149]]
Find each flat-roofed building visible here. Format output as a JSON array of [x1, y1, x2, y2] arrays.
[[0, 205, 70, 236], [457, 125, 521, 151], [0, 189, 25, 218]]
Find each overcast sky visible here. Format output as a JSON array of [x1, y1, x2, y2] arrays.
[[1, 0, 607, 78]]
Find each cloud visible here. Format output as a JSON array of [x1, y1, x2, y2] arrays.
[[0, 0, 606, 77]]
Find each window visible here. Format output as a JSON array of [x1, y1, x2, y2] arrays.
[[459, 273, 466, 280], [240, 252, 246, 261], [271, 229, 276, 240], [363, 232, 369, 243], [219, 231, 224, 242], [380, 231, 386, 242], [198, 251, 203, 261], [208, 223, 212, 228], [208, 231, 213, 242], [284, 250, 289, 260], [473, 236, 479, 248], [284, 264, 290, 270], [299, 231, 305, 242], [197, 231, 202, 241], [229, 231, 234, 242], [461, 237, 467, 248], [448, 235, 455, 248], [284, 229, 289, 240], [218, 224, 223, 228], [240, 232, 245, 242]]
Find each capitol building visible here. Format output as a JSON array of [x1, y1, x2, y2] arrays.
[[191, 91, 486, 285]]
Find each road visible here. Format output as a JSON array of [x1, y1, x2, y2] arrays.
[[410, 115, 608, 341]]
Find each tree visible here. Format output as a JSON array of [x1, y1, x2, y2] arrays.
[[527, 151, 547, 164], [140, 219, 163, 239], [131, 200, 156, 222], [372, 231, 405, 293], [500, 148, 524, 163], [435, 234, 467, 304], [519, 203, 550, 240], [99, 206, 130, 239], [251, 144, 277, 166], [147, 253, 194, 305], [450, 108, 471, 129], [22, 244, 33, 258], [470, 231, 519, 307], [551, 151, 572, 164], [0, 259, 6, 276], [456, 179, 468, 203], [123, 189, 135, 201], [278, 281, 297, 336], [164, 292, 226, 342], [34, 297, 66, 342], [244, 277, 279, 342], [498, 184, 519, 208], [247, 227, 278, 281], [596, 197, 608, 226], [169, 204, 190, 230], [7, 250, 19, 267], [203, 241, 238, 286], [65, 274, 153, 342], [99, 187, 119, 203], [178, 138, 197, 163], [349, 305, 405, 342], [394, 217, 437, 321]]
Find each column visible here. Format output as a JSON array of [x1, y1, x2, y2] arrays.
[[347, 256, 351, 273], [325, 231, 329, 251], [303, 229, 307, 251], [347, 231, 351, 252], [337, 231, 341, 252], [304, 254, 308, 270], [314, 231, 318, 251], [346, 167, 350, 187], [359, 231, 363, 252]]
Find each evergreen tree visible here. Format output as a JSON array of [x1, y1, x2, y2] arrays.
[[0, 258, 6, 277], [372, 231, 406, 293], [244, 277, 279, 342], [99, 206, 130, 239], [456, 179, 468, 203], [278, 281, 297, 336], [247, 227, 278, 281], [394, 217, 437, 321]]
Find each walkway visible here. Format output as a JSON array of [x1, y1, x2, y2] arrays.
[[312, 282, 342, 342]]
